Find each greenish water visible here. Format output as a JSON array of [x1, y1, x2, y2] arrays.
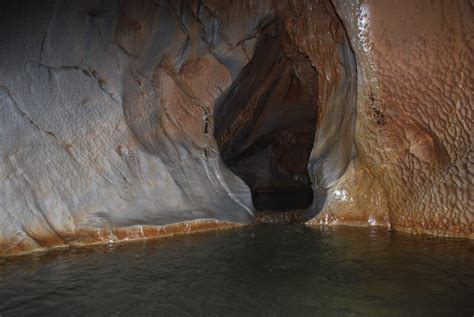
[[0, 225, 472, 316]]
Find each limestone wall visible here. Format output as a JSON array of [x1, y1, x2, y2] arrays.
[[0, 0, 471, 256]]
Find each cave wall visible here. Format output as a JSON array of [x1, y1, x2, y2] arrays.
[[312, 0, 473, 238], [0, 0, 264, 256], [0, 0, 472, 256], [214, 18, 319, 194]]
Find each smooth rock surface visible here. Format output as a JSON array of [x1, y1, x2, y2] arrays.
[[0, 0, 472, 256], [0, 0, 258, 256]]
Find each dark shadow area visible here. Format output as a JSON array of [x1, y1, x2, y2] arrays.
[[252, 190, 314, 211], [214, 18, 318, 211]]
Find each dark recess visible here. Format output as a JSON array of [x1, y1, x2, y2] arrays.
[[215, 18, 318, 211]]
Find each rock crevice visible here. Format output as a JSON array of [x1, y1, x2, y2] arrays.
[[0, 0, 472, 256]]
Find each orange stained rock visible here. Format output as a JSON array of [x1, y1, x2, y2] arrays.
[[0, 220, 242, 258]]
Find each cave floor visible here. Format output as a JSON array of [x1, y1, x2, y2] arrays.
[[1, 225, 472, 315]]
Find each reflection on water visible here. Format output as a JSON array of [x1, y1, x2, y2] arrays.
[[0, 225, 473, 316]]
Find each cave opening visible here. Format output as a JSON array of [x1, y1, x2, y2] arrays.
[[214, 18, 318, 212]]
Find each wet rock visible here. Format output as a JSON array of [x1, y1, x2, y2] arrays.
[[0, 0, 472, 256], [328, 0, 473, 237]]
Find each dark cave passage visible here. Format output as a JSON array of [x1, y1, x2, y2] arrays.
[[215, 19, 318, 211]]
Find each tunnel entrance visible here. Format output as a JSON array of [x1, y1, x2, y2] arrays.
[[214, 19, 318, 212]]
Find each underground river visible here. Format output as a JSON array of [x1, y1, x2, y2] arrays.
[[1, 225, 472, 315]]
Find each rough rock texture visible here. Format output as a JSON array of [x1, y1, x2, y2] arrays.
[[313, 0, 473, 238], [0, 0, 472, 256], [308, 161, 390, 227]]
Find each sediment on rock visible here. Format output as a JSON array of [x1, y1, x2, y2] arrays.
[[1, 219, 241, 257], [0, 0, 472, 257]]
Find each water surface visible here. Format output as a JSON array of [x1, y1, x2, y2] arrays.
[[0, 225, 472, 316]]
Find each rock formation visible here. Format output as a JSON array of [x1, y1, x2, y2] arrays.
[[0, 0, 472, 256], [315, 0, 473, 237]]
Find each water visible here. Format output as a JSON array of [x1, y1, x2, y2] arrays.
[[0, 225, 472, 316]]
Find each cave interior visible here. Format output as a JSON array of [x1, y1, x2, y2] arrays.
[[215, 18, 318, 212]]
